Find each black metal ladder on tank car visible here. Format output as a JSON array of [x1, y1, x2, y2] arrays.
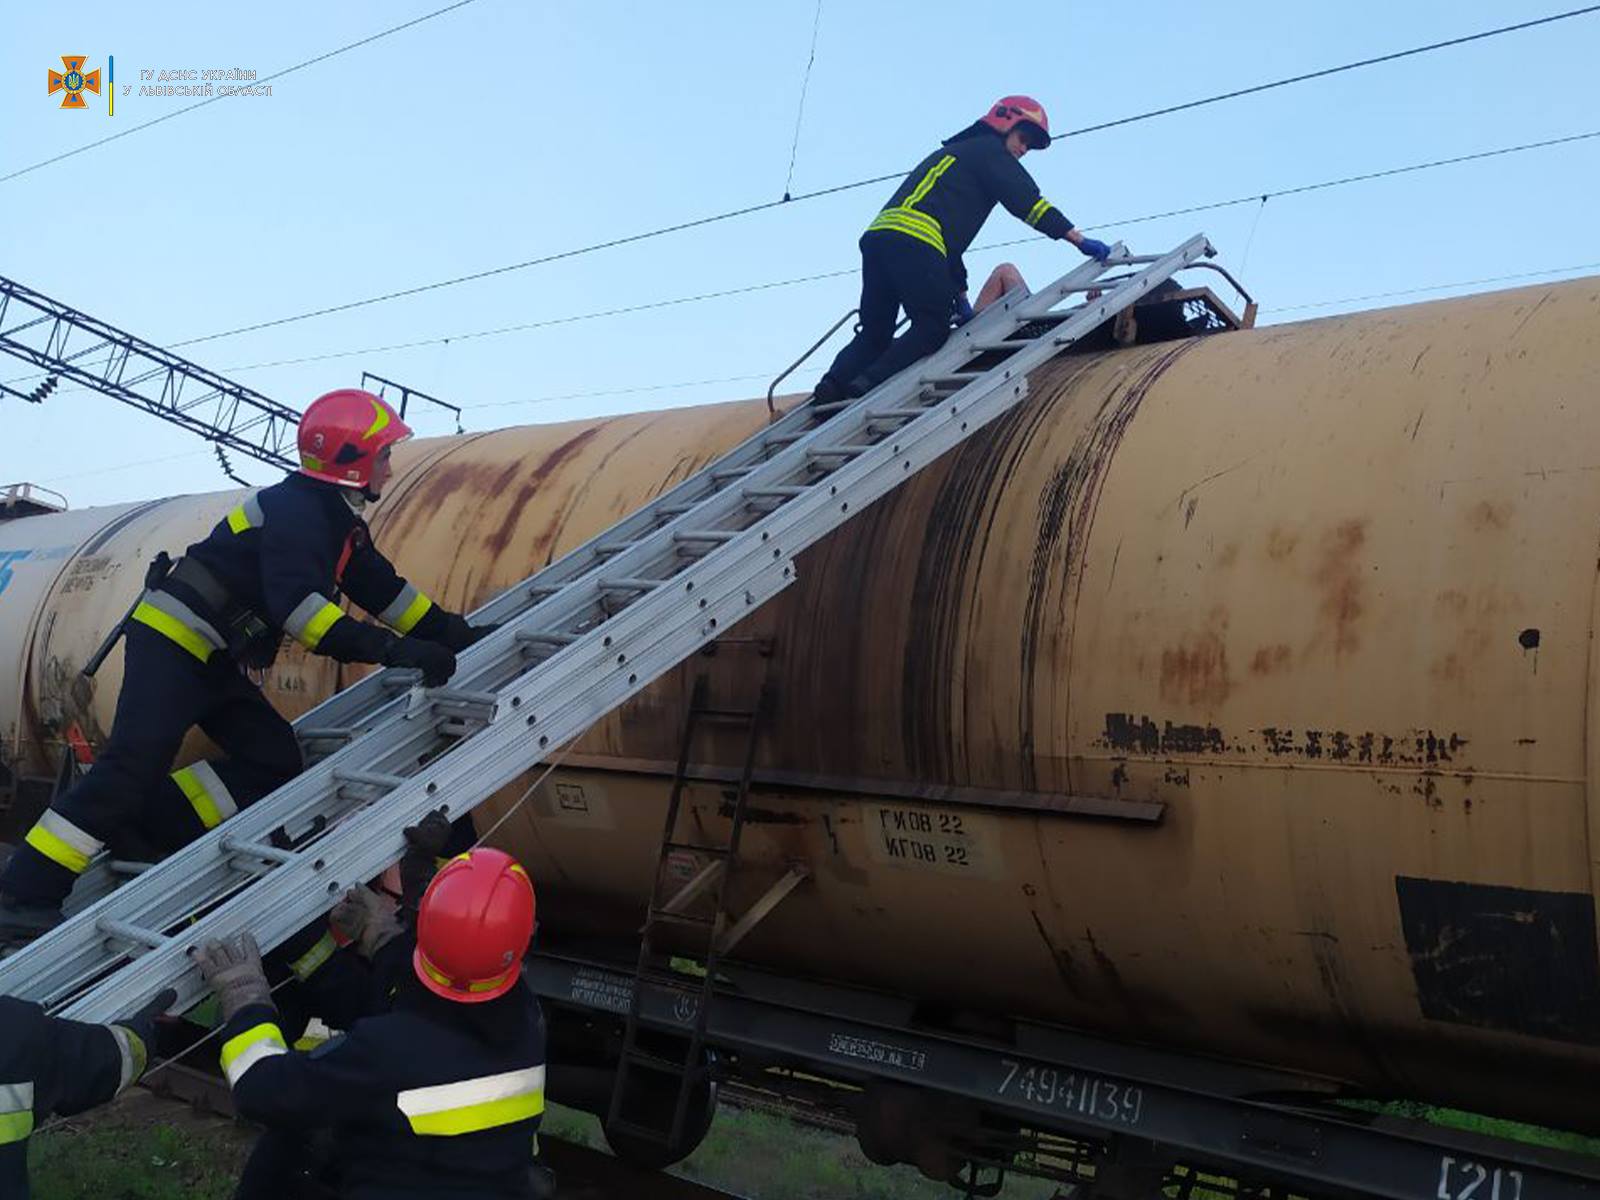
[[0, 234, 1220, 1023], [606, 665, 780, 1157]]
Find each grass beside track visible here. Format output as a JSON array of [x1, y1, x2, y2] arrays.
[[32, 1094, 1058, 1199]]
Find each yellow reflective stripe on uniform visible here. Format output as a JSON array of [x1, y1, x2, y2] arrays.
[[129, 600, 215, 662], [876, 207, 942, 239], [289, 932, 338, 982], [379, 584, 433, 634], [108, 1025, 146, 1094], [285, 592, 345, 651], [0, 1083, 34, 1145], [171, 761, 239, 830], [220, 1022, 288, 1087], [24, 810, 104, 874], [1026, 197, 1054, 226], [225, 493, 264, 534], [397, 1065, 546, 1137], [866, 154, 955, 255], [866, 209, 946, 255], [904, 154, 955, 206], [0, 1110, 33, 1146], [867, 210, 938, 239]]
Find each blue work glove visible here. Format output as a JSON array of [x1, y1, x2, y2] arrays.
[[951, 294, 974, 327], [1075, 236, 1112, 262]]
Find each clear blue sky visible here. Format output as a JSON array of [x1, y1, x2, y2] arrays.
[[4, 1, 1598, 507]]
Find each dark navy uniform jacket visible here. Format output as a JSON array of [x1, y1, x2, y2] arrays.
[[218, 937, 547, 1200], [866, 123, 1077, 292], [0, 998, 145, 1200], [133, 471, 451, 667]]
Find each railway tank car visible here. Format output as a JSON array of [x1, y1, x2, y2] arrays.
[[3, 275, 1598, 1136]]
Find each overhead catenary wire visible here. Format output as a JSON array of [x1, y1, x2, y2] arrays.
[[189, 126, 1600, 363], [1061, 5, 1600, 137], [782, 0, 826, 201], [0, 1, 482, 187], [1265, 261, 1600, 313], [7, 124, 1598, 413], [140, 5, 1600, 351]]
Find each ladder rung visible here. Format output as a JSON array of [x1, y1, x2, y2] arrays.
[[619, 1049, 695, 1076], [333, 769, 406, 790], [97, 919, 170, 949], [711, 466, 754, 481], [971, 337, 1035, 351], [664, 839, 734, 857], [221, 837, 299, 867], [693, 706, 758, 720], [672, 530, 736, 544], [426, 687, 501, 707], [600, 577, 662, 593], [809, 399, 852, 415], [298, 727, 357, 742], [594, 542, 633, 557], [870, 406, 932, 419], [516, 630, 577, 646], [604, 1116, 679, 1146], [764, 434, 803, 447], [648, 909, 719, 929], [380, 674, 417, 691], [805, 447, 860, 460], [835, 442, 880, 453], [656, 503, 697, 518], [528, 584, 560, 599], [743, 485, 808, 500], [923, 371, 983, 386]]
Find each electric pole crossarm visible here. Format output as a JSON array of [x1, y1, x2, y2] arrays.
[[0, 274, 300, 472]]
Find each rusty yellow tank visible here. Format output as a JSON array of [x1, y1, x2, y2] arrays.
[[2, 275, 1598, 1132]]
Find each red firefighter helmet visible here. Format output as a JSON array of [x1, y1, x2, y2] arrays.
[[413, 847, 536, 1004], [980, 95, 1051, 149], [297, 388, 412, 489]]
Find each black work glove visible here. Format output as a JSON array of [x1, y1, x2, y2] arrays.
[[383, 635, 457, 687], [401, 807, 453, 915], [438, 612, 501, 653], [112, 987, 177, 1084]]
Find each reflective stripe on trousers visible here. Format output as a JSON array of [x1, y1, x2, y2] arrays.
[[396, 1065, 546, 1136], [170, 760, 240, 830], [23, 810, 105, 875]]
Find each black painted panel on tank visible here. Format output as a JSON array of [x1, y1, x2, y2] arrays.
[[1395, 876, 1600, 1044]]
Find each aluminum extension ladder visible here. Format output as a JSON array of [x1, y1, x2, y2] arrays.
[[0, 234, 1216, 1022]]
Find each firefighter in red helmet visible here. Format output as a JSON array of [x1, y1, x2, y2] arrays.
[[0, 389, 494, 945], [811, 95, 1112, 409], [198, 847, 547, 1199]]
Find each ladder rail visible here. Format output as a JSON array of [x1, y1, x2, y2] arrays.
[[48, 552, 799, 1021], [286, 267, 1064, 738], [0, 235, 1218, 1022]]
